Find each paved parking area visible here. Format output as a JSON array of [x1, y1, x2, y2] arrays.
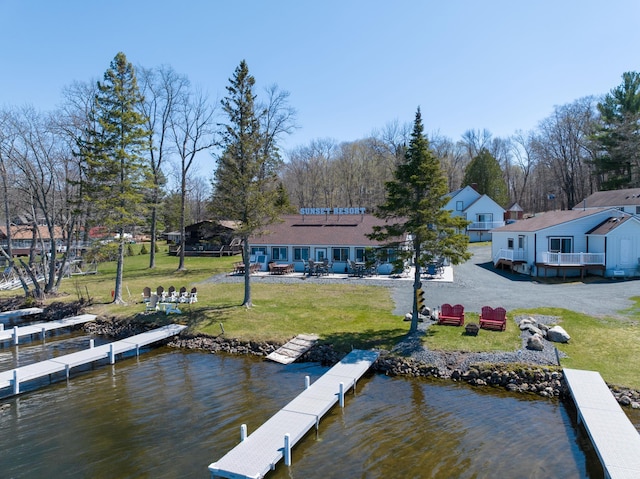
[[391, 244, 638, 318]]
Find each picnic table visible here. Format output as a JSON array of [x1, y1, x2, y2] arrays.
[[269, 263, 293, 275]]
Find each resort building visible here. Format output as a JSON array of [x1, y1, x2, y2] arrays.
[[247, 211, 407, 274]]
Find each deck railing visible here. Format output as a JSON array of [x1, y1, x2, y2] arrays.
[[540, 252, 605, 265], [494, 248, 527, 264], [467, 221, 505, 230]]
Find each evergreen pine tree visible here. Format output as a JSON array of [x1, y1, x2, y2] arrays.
[[210, 60, 285, 308], [80, 52, 150, 304], [369, 108, 470, 331], [463, 149, 509, 206]]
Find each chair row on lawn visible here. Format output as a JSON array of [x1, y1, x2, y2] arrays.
[[437, 303, 507, 331], [142, 285, 198, 305]]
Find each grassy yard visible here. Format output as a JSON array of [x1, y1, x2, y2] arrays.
[[5, 244, 640, 389]]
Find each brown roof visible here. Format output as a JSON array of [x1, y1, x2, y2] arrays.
[[577, 188, 640, 208], [492, 208, 611, 232], [586, 215, 636, 235], [250, 214, 405, 246], [0, 225, 64, 240]]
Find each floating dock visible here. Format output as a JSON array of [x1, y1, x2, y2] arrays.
[[563, 368, 640, 479], [266, 334, 318, 364], [0, 323, 186, 396], [209, 349, 379, 479], [0, 307, 43, 322], [0, 314, 97, 344]]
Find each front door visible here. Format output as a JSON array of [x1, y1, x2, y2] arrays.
[[315, 248, 327, 262]]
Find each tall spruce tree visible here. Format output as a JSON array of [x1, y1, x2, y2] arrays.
[[369, 108, 470, 332], [210, 60, 285, 308], [81, 52, 150, 304]]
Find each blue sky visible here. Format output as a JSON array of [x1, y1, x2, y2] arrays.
[[1, 0, 639, 158]]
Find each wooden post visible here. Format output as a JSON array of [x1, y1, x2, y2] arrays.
[[109, 344, 115, 364], [240, 424, 247, 442], [339, 382, 345, 407], [284, 433, 291, 466], [305, 375, 310, 389], [89, 339, 95, 349], [41, 327, 46, 340], [13, 326, 19, 345]]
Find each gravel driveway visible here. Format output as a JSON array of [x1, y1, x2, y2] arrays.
[[206, 244, 638, 319], [392, 244, 638, 319]]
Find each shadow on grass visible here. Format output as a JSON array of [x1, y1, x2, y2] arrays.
[[319, 328, 408, 353]]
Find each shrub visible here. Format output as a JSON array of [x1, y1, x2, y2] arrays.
[[140, 244, 148, 255]]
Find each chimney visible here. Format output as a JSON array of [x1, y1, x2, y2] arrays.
[[470, 183, 478, 192]]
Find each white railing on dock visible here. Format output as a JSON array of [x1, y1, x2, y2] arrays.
[[540, 252, 605, 266], [209, 349, 379, 479]]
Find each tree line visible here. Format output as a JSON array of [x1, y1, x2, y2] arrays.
[[1, 52, 639, 300]]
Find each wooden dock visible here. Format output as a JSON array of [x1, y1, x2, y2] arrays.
[[563, 368, 640, 479], [209, 349, 379, 479], [0, 323, 186, 396], [266, 334, 318, 364], [0, 314, 97, 344]]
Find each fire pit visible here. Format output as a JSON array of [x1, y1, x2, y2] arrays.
[[465, 323, 479, 336]]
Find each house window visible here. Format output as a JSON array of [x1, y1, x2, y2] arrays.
[[332, 247, 349, 262], [456, 201, 464, 211], [355, 248, 365, 262], [507, 238, 514, 249], [476, 213, 493, 223], [250, 247, 265, 256], [271, 246, 287, 261], [518, 236, 525, 249], [636, 206, 640, 215], [293, 247, 309, 261], [549, 237, 572, 253]]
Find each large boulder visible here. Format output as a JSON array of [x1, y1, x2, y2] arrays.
[[527, 333, 545, 351], [524, 324, 544, 337], [547, 325, 570, 343]]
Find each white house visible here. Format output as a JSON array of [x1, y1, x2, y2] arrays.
[[573, 187, 640, 216], [444, 185, 506, 242], [491, 208, 640, 279]]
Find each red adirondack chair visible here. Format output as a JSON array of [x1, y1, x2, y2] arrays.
[[479, 306, 507, 331], [438, 303, 465, 326]]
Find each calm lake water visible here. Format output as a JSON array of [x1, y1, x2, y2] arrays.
[[1, 333, 637, 478]]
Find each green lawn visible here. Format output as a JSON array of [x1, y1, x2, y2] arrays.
[[7, 245, 640, 389]]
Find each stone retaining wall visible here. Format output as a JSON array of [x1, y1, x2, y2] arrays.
[[85, 319, 640, 408]]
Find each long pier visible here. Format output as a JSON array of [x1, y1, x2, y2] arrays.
[[209, 349, 379, 479], [563, 368, 640, 479], [0, 314, 97, 344], [0, 323, 186, 397]]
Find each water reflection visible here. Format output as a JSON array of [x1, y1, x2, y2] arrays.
[[0, 347, 609, 478]]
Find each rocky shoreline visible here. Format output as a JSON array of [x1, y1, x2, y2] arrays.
[[81, 317, 640, 409]]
